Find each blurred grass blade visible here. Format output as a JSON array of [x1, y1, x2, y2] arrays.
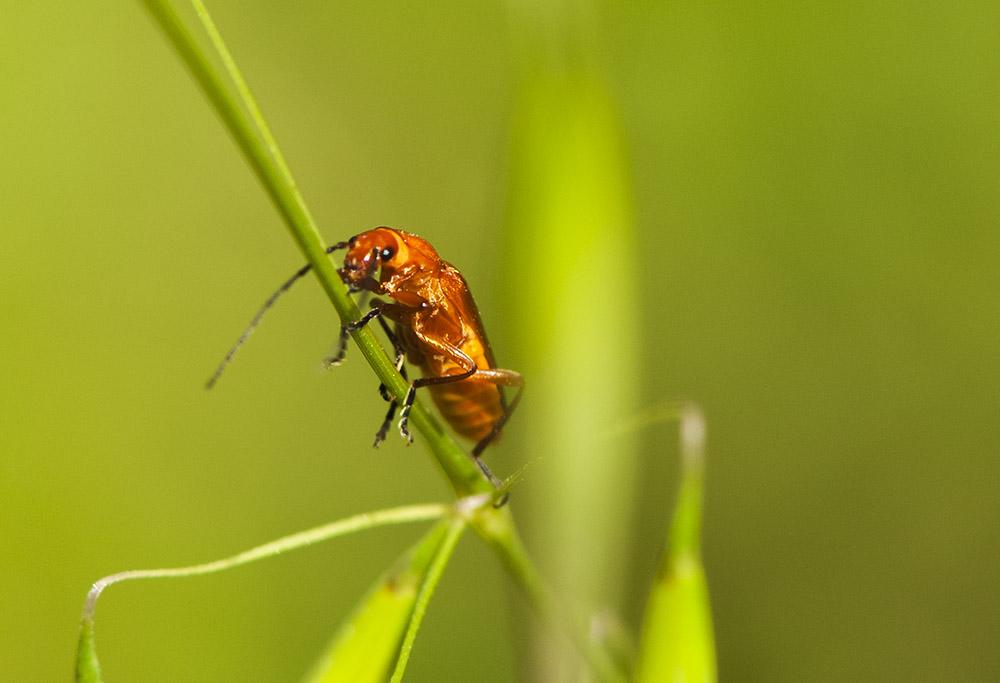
[[74, 504, 448, 682], [304, 517, 463, 683], [587, 610, 637, 679], [390, 516, 467, 682], [634, 404, 717, 683], [503, 69, 639, 682], [505, 7, 640, 683]]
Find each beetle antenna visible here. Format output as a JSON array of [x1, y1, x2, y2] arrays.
[[206, 242, 349, 389]]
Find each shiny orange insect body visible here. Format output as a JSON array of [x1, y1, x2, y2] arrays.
[[335, 228, 523, 457], [209, 227, 523, 481]]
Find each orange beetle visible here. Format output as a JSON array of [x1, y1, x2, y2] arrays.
[[209, 228, 523, 483]]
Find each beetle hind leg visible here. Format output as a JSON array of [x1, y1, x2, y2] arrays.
[[396, 385, 418, 444], [470, 370, 525, 459]]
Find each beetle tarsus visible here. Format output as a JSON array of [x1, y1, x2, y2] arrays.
[[396, 385, 418, 443], [473, 457, 508, 507], [324, 307, 383, 367], [397, 411, 414, 444], [323, 325, 350, 367], [372, 426, 388, 448], [373, 396, 398, 448], [397, 418, 413, 444]]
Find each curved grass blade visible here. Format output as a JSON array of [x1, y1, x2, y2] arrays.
[[75, 504, 448, 682]]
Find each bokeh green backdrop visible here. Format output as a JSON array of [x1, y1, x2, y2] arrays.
[[2, 2, 998, 681]]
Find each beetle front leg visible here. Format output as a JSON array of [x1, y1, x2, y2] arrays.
[[322, 324, 352, 368], [322, 305, 381, 367]]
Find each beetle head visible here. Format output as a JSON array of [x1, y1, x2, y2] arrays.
[[339, 228, 437, 291]]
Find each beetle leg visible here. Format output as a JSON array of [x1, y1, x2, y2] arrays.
[[322, 300, 380, 367], [323, 324, 352, 368], [366, 308, 478, 444], [375, 315, 406, 402], [469, 369, 525, 459], [395, 363, 519, 505], [373, 318, 408, 448], [474, 457, 503, 489], [374, 400, 398, 447], [397, 364, 477, 444], [320, 299, 420, 450]]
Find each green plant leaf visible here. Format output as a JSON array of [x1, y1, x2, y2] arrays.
[[304, 517, 464, 683], [74, 617, 101, 683], [634, 404, 717, 683]]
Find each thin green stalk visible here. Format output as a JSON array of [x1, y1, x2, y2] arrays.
[[140, 0, 486, 496], [472, 509, 627, 683], [189, 0, 298, 204]]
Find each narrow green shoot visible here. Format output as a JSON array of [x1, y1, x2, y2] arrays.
[[75, 617, 100, 683], [634, 403, 717, 683], [138, 0, 487, 496]]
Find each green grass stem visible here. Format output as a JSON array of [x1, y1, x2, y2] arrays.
[[140, 0, 487, 496]]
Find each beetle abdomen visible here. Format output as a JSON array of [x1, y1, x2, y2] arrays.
[[428, 379, 504, 442]]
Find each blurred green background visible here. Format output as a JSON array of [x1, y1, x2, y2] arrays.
[[2, 2, 998, 681]]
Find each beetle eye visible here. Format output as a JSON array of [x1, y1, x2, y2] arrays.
[[379, 246, 395, 262]]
